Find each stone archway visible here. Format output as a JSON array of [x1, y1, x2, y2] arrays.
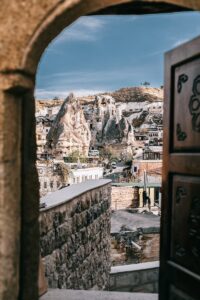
[[0, 1, 199, 300]]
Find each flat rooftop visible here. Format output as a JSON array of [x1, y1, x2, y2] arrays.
[[111, 210, 160, 233]]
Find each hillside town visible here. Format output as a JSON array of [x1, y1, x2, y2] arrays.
[[2, 2, 200, 299], [36, 86, 163, 271], [36, 86, 163, 203]]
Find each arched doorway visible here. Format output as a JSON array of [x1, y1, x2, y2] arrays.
[[0, 1, 199, 300]]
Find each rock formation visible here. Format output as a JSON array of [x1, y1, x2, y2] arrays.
[[109, 86, 163, 103], [83, 95, 136, 157], [46, 93, 91, 157], [36, 87, 163, 159]]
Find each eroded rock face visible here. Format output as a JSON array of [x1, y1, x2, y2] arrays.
[[109, 86, 163, 103], [85, 95, 135, 148], [103, 117, 133, 144], [46, 94, 91, 157], [36, 87, 163, 158]]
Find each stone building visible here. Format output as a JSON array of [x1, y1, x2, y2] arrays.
[[36, 118, 52, 159], [37, 161, 71, 196], [131, 159, 162, 181], [1, 1, 200, 300], [37, 160, 103, 196], [35, 104, 60, 118], [69, 166, 104, 184], [142, 146, 163, 160], [147, 102, 163, 115], [147, 128, 163, 146], [111, 183, 161, 210]]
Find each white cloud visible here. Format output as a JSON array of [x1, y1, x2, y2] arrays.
[[35, 88, 106, 99], [172, 38, 190, 48], [52, 16, 106, 44], [36, 66, 155, 100], [147, 38, 191, 57], [77, 17, 106, 29], [147, 49, 164, 57], [37, 69, 137, 85]]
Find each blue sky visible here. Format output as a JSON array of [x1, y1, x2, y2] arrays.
[[36, 12, 200, 99]]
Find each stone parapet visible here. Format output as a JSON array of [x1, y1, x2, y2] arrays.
[[110, 261, 159, 293], [39, 180, 111, 290]]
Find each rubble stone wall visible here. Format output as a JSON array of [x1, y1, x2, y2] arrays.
[[39, 181, 111, 290]]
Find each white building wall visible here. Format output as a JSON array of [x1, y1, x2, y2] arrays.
[[69, 167, 104, 185]]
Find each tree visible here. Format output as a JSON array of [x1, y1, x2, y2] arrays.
[[67, 150, 80, 163], [141, 81, 150, 87], [57, 163, 70, 184]]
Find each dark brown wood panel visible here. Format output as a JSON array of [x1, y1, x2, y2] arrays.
[[169, 154, 200, 175], [171, 175, 200, 275], [160, 36, 200, 300], [170, 285, 196, 300], [173, 57, 200, 151]]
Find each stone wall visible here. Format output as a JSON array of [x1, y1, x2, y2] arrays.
[[110, 261, 159, 293], [39, 180, 111, 290], [111, 186, 134, 210]]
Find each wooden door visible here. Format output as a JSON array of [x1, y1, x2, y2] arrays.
[[160, 36, 200, 299]]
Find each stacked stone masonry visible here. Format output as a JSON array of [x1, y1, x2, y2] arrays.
[[111, 186, 134, 210], [39, 182, 111, 290]]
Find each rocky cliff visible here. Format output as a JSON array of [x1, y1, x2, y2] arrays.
[[73, 87, 163, 105], [81, 87, 163, 155], [36, 87, 163, 158], [46, 93, 91, 157], [83, 94, 136, 151], [108, 86, 163, 103]]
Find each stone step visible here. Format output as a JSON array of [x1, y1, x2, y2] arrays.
[[41, 289, 158, 300]]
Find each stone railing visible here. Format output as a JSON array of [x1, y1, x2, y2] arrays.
[[39, 179, 111, 290], [110, 261, 159, 293]]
